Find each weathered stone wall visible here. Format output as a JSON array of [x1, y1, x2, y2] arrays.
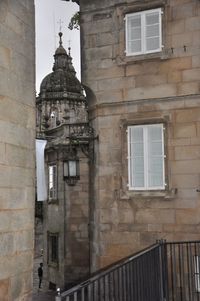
[[64, 151, 90, 286], [0, 1, 35, 300], [43, 148, 90, 289], [80, 0, 200, 271]]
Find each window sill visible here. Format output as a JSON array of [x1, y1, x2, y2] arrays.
[[48, 199, 59, 205], [120, 188, 177, 200], [116, 50, 170, 66]]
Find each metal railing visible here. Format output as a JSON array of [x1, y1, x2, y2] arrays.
[[166, 240, 200, 301], [56, 240, 200, 301]]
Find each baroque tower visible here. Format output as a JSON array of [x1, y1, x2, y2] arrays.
[[36, 33, 93, 289]]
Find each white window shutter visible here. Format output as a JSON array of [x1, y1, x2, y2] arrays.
[[53, 165, 57, 195], [128, 126, 144, 189], [126, 14, 142, 55], [128, 123, 165, 190], [49, 165, 57, 199], [145, 10, 161, 52], [126, 8, 162, 56], [147, 124, 164, 188]]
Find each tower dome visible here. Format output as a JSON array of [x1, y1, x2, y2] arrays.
[[39, 32, 82, 96], [36, 32, 87, 133]]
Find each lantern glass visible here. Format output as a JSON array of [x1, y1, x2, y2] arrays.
[[63, 159, 79, 181], [68, 160, 77, 177], [63, 161, 69, 178]]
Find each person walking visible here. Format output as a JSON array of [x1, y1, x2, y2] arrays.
[[38, 262, 43, 289]]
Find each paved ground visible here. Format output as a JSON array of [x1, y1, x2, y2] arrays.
[[32, 289, 56, 301]]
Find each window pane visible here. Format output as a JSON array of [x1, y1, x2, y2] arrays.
[[129, 126, 144, 188], [49, 166, 53, 189], [149, 157, 163, 173], [130, 16, 141, 27], [132, 142, 143, 156], [149, 141, 162, 156], [146, 24, 159, 38], [48, 165, 57, 199], [130, 156, 144, 187], [145, 11, 161, 52], [148, 125, 162, 140], [128, 40, 141, 53], [130, 27, 141, 40], [69, 161, 76, 177], [148, 125, 164, 188], [53, 166, 56, 187], [128, 16, 141, 40], [146, 37, 160, 51], [132, 126, 143, 142], [133, 172, 145, 188], [127, 15, 142, 53], [131, 155, 144, 186], [128, 124, 164, 190], [133, 157, 144, 173], [146, 12, 159, 25], [149, 172, 163, 187]]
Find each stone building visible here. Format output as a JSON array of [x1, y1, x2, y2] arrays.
[[36, 32, 93, 289], [36, 0, 200, 290], [0, 0, 35, 300], [78, 0, 200, 273]]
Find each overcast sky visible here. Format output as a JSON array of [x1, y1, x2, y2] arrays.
[[35, 0, 80, 94]]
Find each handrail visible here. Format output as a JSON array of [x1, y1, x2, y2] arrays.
[[56, 240, 200, 301], [60, 243, 160, 298]]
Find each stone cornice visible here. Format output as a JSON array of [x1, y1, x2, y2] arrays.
[[88, 94, 200, 117]]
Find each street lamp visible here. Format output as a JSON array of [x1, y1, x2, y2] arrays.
[[63, 158, 80, 186]]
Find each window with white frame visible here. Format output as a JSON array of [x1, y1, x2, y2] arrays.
[[125, 8, 162, 56], [127, 124, 165, 190], [48, 164, 57, 199]]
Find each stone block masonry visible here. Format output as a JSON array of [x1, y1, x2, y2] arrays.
[[80, 0, 200, 273], [0, 1, 35, 300]]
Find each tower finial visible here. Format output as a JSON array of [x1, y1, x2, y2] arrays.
[[58, 32, 63, 47], [68, 39, 71, 56], [57, 19, 64, 47]]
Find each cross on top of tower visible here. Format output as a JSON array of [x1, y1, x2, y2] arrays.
[[57, 19, 64, 32]]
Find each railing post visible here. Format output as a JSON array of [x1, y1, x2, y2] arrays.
[[157, 239, 168, 301], [55, 288, 61, 301]]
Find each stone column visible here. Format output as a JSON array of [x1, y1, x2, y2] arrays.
[[0, 1, 35, 300]]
